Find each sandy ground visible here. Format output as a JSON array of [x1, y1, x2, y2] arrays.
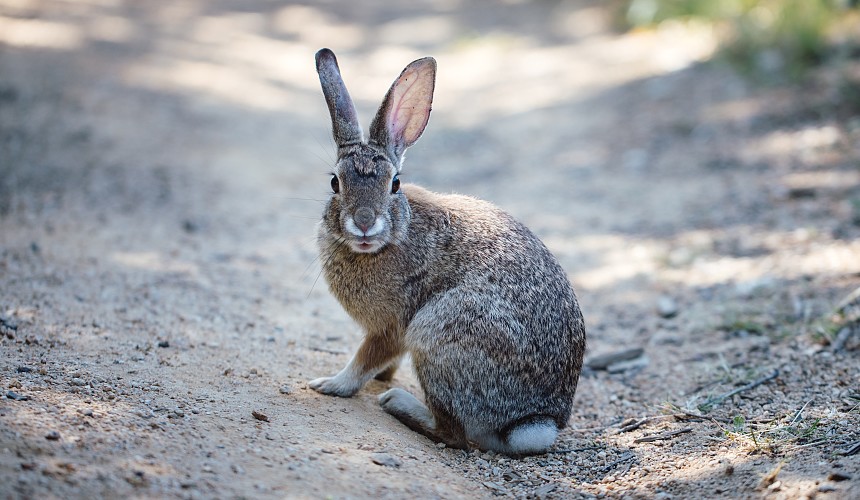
[[2, 1, 859, 498]]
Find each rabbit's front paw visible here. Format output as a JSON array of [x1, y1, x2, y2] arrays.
[[308, 374, 360, 397]]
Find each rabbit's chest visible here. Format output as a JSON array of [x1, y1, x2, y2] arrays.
[[323, 254, 416, 326]]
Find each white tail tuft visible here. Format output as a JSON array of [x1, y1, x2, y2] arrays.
[[506, 421, 558, 455]]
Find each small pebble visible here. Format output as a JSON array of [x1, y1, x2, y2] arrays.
[[657, 295, 679, 318], [828, 472, 851, 481], [157, 340, 170, 348], [0, 316, 18, 332], [370, 452, 402, 467], [182, 220, 200, 233], [607, 356, 649, 374], [482, 481, 507, 493], [532, 483, 556, 496], [45, 431, 60, 441], [70, 378, 86, 386], [585, 348, 644, 370], [279, 384, 292, 395], [6, 391, 30, 401], [16, 366, 32, 373], [252, 410, 269, 422]]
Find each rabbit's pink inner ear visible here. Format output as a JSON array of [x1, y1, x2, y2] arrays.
[[386, 59, 436, 150]]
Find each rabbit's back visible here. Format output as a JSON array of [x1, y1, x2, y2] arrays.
[[399, 186, 585, 434]]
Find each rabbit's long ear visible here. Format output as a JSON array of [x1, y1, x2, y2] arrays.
[[369, 57, 436, 166], [316, 48, 363, 148]]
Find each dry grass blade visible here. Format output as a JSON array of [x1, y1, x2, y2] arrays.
[[633, 428, 693, 443], [831, 325, 857, 352], [837, 441, 860, 456], [618, 415, 671, 433], [546, 446, 603, 454], [601, 452, 636, 472], [720, 402, 832, 453], [835, 286, 860, 315], [758, 461, 785, 490], [814, 285, 860, 348], [697, 369, 779, 413]]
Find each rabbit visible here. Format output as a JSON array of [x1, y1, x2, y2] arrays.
[[308, 48, 586, 455]]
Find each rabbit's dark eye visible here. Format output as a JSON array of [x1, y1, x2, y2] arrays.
[[330, 175, 340, 194], [391, 175, 400, 194]]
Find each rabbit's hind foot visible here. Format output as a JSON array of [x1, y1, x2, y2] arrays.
[[379, 388, 435, 434]]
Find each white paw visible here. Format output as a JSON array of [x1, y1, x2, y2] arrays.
[[308, 375, 360, 397], [379, 388, 435, 429], [379, 388, 421, 414]]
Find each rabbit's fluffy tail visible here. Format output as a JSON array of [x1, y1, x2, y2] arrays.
[[473, 416, 558, 455], [506, 420, 558, 454], [504, 418, 558, 455]]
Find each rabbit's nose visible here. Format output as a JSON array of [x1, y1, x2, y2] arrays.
[[354, 207, 376, 232]]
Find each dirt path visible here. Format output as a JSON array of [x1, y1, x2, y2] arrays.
[[2, 1, 859, 498]]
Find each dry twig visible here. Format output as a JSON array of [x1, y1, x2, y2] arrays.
[[618, 415, 672, 433], [601, 452, 635, 471], [831, 326, 856, 352], [633, 427, 693, 443], [837, 441, 860, 456], [835, 286, 860, 315], [546, 446, 603, 454], [698, 369, 779, 412], [757, 461, 785, 490]]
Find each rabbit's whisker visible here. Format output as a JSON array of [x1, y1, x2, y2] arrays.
[[307, 235, 348, 297]]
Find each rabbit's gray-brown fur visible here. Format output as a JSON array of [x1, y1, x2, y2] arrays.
[[309, 48, 586, 455]]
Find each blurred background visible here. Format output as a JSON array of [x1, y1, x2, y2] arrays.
[[623, 0, 860, 80], [2, 0, 859, 313]]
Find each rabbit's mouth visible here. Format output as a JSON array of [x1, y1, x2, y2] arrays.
[[343, 214, 387, 253], [349, 236, 384, 254]]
